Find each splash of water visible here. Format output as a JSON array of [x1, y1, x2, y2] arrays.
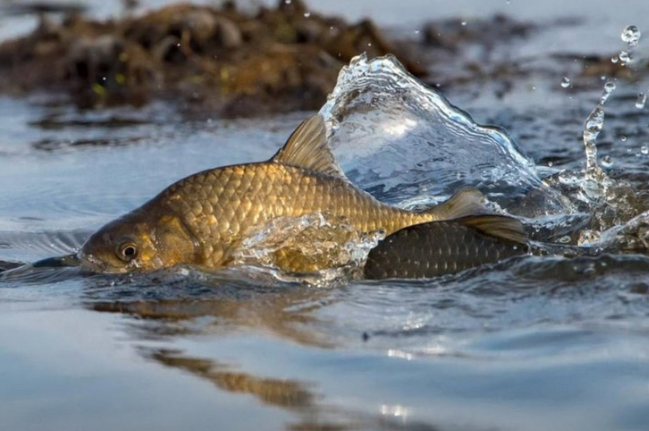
[[318, 54, 568, 213], [565, 25, 647, 245], [232, 213, 385, 282], [581, 81, 615, 194]]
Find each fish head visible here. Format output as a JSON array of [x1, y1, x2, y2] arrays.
[[79, 210, 199, 273]]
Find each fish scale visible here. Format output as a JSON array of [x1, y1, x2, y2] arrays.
[[364, 218, 529, 279], [160, 163, 429, 268]]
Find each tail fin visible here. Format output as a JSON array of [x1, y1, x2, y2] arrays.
[[423, 188, 528, 245], [457, 215, 527, 245], [426, 187, 490, 220]]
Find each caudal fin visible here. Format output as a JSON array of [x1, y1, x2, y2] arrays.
[[422, 188, 527, 244], [456, 215, 527, 245], [426, 187, 490, 220]]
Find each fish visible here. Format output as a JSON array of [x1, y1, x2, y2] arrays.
[[363, 215, 529, 279], [47, 114, 509, 274]]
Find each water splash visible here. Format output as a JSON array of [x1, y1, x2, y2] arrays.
[[582, 81, 615, 187], [232, 213, 385, 282], [636, 92, 647, 109], [316, 54, 648, 250], [319, 54, 567, 213]]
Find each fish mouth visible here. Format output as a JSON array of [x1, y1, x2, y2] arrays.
[[32, 253, 81, 268]]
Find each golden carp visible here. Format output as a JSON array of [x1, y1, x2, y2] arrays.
[[72, 114, 523, 273]]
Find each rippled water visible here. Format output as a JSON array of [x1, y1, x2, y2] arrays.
[[2, 2, 649, 431]]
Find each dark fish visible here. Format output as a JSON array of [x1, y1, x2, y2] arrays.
[[364, 215, 529, 279]]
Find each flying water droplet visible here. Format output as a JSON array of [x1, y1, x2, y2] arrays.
[[636, 92, 647, 109], [619, 50, 632, 65], [600, 81, 616, 104], [621, 25, 641, 48], [640, 145, 648, 155], [561, 77, 571, 88], [611, 56, 619, 64], [304, 12, 311, 18], [621, 136, 627, 142], [461, 21, 467, 26]]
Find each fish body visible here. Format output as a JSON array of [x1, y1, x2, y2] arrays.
[[79, 115, 488, 273], [364, 216, 529, 279], [145, 162, 431, 268]]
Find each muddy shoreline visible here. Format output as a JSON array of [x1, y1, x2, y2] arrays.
[[0, 0, 425, 116], [0, 0, 645, 117]]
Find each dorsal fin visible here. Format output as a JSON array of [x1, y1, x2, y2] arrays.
[[271, 114, 345, 177], [427, 187, 490, 220], [458, 215, 528, 245]]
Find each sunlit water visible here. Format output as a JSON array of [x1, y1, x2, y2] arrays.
[[2, 3, 649, 431]]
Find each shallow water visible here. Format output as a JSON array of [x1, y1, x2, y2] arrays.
[[2, 2, 649, 431]]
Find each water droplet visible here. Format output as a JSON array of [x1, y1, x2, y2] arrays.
[[621, 136, 627, 142], [560, 77, 571, 88], [461, 21, 467, 26], [367, 42, 372, 47], [304, 12, 311, 18], [641, 145, 648, 155], [585, 107, 605, 137], [285, 0, 292, 4], [601, 155, 613, 168], [636, 92, 647, 109], [621, 25, 641, 48], [611, 56, 619, 64], [558, 235, 571, 244], [601, 81, 616, 104], [619, 50, 632, 65]]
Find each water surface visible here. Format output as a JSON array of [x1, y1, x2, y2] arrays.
[[2, 2, 649, 431]]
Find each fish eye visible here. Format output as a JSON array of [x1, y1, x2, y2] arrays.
[[116, 241, 138, 262]]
